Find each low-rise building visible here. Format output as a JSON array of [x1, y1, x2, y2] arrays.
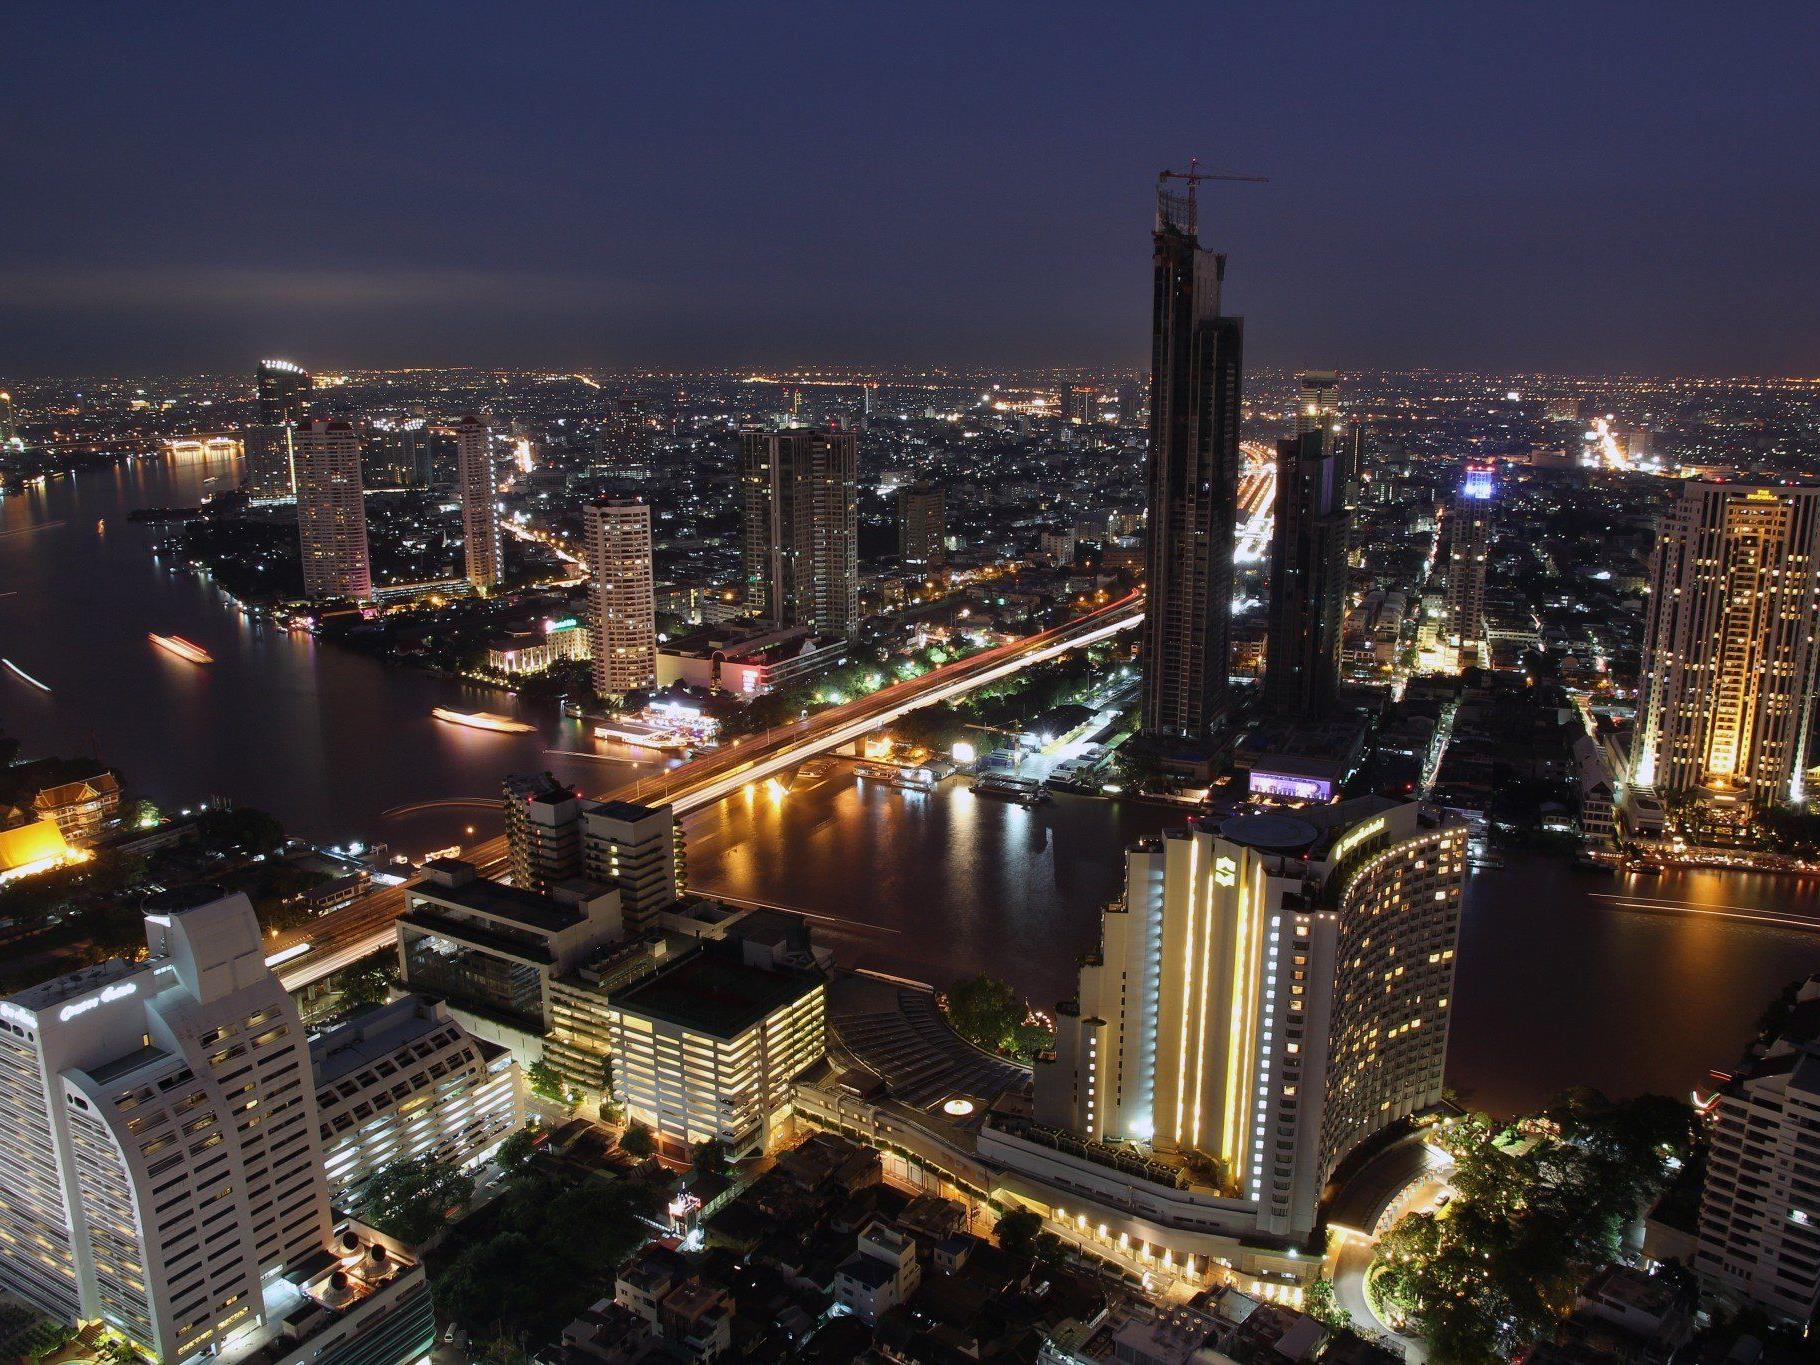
[[30, 772, 122, 847], [833, 1221, 921, 1324], [485, 618, 590, 675], [656, 623, 847, 697], [310, 995, 523, 1203]]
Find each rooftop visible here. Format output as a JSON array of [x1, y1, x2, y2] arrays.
[[408, 873, 583, 934], [8, 957, 139, 1013], [611, 942, 819, 1039]]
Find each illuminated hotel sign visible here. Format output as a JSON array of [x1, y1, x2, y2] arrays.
[[1214, 856, 1237, 887], [1249, 770, 1333, 802], [0, 1001, 35, 1029], [57, 982, 136, 1022], [1329, 816, 1389, 867]]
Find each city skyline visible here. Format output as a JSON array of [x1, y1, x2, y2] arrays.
[[3, 4, 1817, 376]]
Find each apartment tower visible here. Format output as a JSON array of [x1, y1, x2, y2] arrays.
[[294, 418, 372, 601], [585, 497, 657, 697], [739, 427, 859, 637], [454, 413, 502, 590], [1631, 482, 1820, 807]]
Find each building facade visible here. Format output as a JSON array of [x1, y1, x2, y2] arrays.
[[454, 413, 502, 591], [1695, 975, 1820, 1321], [1630, 482, 1820, 808], [1293, 371, 1339, 437], [1139, 181, 1243, 742], [898, 481, 947, 569], [257, 358, 312, 425], [502, 779, 685, 932], [585, 497, 658, 697], [1263, 429, 1350, 718], [311, 995, 523, 1204], [0, 886, 332, 1363], [1444, 465, 1494, 665], [295, 418, 372, 601], [603, 939, 825, 1158], [739, 427, 859, 637], [1033, 799, 1463, 1241]]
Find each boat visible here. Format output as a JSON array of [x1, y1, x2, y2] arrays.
[[149, 633, 214, 664], [432, 707, 535, 734], [2, 658, 52, 692]]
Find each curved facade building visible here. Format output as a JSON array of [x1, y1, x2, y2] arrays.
[[1032, 798, 1463, 1246]]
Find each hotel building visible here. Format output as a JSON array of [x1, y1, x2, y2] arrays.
[[1030, 799, 1463, 1243], [1630, 482, 1820, 809], [1444, 465, 1495, 665], [0, 886, 435, 1365]]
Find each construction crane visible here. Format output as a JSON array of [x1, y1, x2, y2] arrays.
[[1156, 158, 1267, 233]]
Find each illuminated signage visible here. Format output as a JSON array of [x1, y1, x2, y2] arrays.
[[1249, 770, 1333, 802], [1460, 467, 1496, 501], [1213, 856, 1237, 887], [0, 1002, 35, 1029], [1330, 815, 1389, 866], [58, 981, 137, 1022]]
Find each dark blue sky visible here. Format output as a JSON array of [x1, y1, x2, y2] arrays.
[[4, 2, 1816, 376]]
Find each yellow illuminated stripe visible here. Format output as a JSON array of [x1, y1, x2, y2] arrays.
[[1188, 842, 1217, 1150], [1223, 863, 1258, 1177], [1175, 837, 1199, 1145]]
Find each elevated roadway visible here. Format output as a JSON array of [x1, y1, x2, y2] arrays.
[[275, 591, 1143, 991]]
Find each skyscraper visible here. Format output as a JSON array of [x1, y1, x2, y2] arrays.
[[295, 418, 372, 601], [1138, 177, 1244, 741], [585, 497, 657, 697], [1293, 370, 1340, 437], [739, 427, 859, 637], [1631, 483, 1820, 807], [1444, 464, 1495, 664], [257, 358, 312, 425], [897, 481, 946, 569], [0, 388, 16, 444], [1263, 428, 1351, 716], [1035, 799, 1463, 1239], [246, 360, 313, 503], [454, 413, 502, 591], [0, 887, 332, 1360]]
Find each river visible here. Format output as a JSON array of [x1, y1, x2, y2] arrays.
[[6, 452, 1820, 1114]]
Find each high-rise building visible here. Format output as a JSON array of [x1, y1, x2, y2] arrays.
[[1033, 799, 1463, 1240], [580, 800, 686, 935], [1630, 483, 1820, 807], [585, 497, 657, 697], [246, 361, 313, 503], [1263, 429, 1351, 717], [0, 388, 17, 443], [0, 886, 332, 1360], [295, 418, 371, 601], [501, 779, 685, 934], [257, 358, 312, 426], [454, 414, 502, 591], [1116, 381, 1143, 428], [897, 481, 946, 569], [1294, 371, 1340, 436], [1695, 973, 1820, 1322], [1139, 178, 1244, 741], [503, 773, 586, 891], [1444, 464, 1495, 664], [739, 427, 859, 637]]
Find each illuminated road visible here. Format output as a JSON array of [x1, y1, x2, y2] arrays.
[[1234, 442, 1276, 564], [275, 591, 1144, 990]]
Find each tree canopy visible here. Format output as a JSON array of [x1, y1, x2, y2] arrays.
[[362, 1154, 475, 1246]]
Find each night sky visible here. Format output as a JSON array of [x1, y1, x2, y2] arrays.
[[4, 2, 1816, 377]]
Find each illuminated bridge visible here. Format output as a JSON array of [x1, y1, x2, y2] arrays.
[[274, 591, 1145, 992]]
